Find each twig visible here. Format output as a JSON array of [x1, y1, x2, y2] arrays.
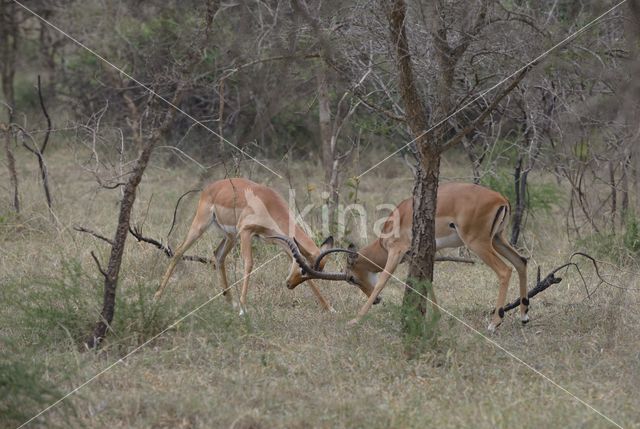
[[90, 251, 108, 278], [74, 226, 114, 246]]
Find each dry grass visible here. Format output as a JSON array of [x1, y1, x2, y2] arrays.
[[1, 146, 639, 429]]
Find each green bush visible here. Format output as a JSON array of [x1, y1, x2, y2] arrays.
[[481, 172, 561, 214], [623, 214, 640, 253], [0, 351, 75, 428]]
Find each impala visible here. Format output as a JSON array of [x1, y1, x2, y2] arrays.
[[155, 178, 360, 314], [298, 182, 529, 331]]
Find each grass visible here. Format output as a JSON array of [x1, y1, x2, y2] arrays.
[[1, 146, 639, 428]]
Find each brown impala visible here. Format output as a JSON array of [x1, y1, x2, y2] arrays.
[[299, 182, 529, 332], [155, 178, 370, 314]]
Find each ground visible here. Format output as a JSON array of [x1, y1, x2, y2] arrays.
[[1, 146, 639, 428]]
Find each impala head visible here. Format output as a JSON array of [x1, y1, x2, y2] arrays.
[[284, 236, 337, 289], [303, 239, 381, 304]]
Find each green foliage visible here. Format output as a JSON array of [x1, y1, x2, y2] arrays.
[[623, 214, 640, 253], [480, 172, 562, 214], [0, 351, 74, 428], [401, 278, 440, 357], [577, 216, 640, 265], [6, 259, 101, 345]]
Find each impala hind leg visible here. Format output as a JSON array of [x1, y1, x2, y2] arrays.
[[348, 249, 404, 325], [238, 230, 254, 316], [466, 238, 512, 332], [493, 234, 529, 324], [214, 235, 237, 306], [156, 208, 212, 299]]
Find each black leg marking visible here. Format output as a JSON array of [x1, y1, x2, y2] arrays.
[[498, 307, 505, 318], [522, 297, 529, 306]]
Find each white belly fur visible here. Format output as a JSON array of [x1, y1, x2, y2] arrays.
[[436, 231, 464, 250]]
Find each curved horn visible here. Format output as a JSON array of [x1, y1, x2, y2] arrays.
[[268, 235, 353, 282], [313, 247, 359, 271]]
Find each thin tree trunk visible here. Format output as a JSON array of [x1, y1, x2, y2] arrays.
[[511, 157, 524, 245], [1, 0, 19, 213], [86, 91, 183, 348], [317, 64, 339, 231], [85, 136, 157, 348]]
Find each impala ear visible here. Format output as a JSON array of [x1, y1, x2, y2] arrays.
[[320, 235, 334, 250], [347, 243, 358, 265]]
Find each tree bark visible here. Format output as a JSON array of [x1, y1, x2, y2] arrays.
[[387, 0, 440, 346], [1, 0, 20, 213]]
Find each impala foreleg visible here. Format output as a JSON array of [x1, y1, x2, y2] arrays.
[[238, 230, 254, 315], [307, 279, 335, 312], [156, 212, 210, 299], [348, 250, 404, 325]]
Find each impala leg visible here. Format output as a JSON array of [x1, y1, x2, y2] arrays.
[[493, 234, 529, 323], [466, 238, 512, 332], [155, 210, 211, 299], [214, 235, 237, 306], [307, 279, 335, 312], [238, 230, 254, 316], [348, 249, 404, 326]]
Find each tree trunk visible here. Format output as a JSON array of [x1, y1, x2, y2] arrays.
[[86, 89, 182, 348], [85, 136, 157, 348], [317, 64, 339, 231], [1, 0, 19, 213], [387, 0, 440, 348]]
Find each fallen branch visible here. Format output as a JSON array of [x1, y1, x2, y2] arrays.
[[503, 251, 618, 313], [434, 256, 474, 264]]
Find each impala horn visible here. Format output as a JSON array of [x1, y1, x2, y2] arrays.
[[268, 235, 353, 282], [313, 245, 360, 271]]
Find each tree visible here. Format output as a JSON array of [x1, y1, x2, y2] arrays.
[[385, 0, 529, 349]]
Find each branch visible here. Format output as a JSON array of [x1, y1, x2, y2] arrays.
[[128, 225, 213, 265], [37, 75, 52, 153], [90, 251, 108, 279], [74, 226, 114, 246], [503, 252, 621, 313], [434, 256, 475, 264], [440, 68, 530, 153]]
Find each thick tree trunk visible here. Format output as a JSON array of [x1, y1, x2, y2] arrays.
[[388, 0, 440, 346]]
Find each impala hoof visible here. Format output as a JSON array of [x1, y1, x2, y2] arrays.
[[328, 307, 337, 313], [520, 313, 530, 324], [487, 321, 501, 333]]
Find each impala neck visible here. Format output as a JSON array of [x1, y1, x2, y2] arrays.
[[355, 239, 388, 273]]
